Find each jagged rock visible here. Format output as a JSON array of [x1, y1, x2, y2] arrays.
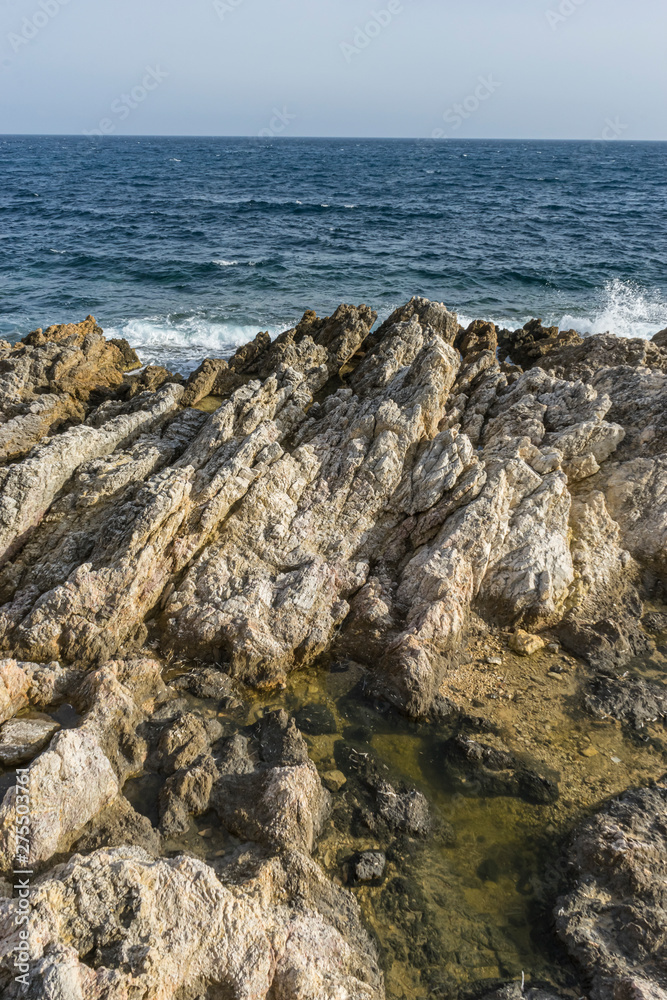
[[172, 665, 243, 707], [181, 356, 245, 406], [0, 716, 59, 766], [555, 782, 667, 1000], [211, 710, 330, 853], [335, 741, 433, 837], [72, 794, 161, 856], [156, 710, 222, 776], [0, 316, 140, 464], [498, 318, 583, 368], [0, 302, 663, 719], [0, 728, 119, 871], [0, 659, 30, 723], [0, 845, 383, 999], [585, 670, 667, 729], [123, 364, 182, 399]]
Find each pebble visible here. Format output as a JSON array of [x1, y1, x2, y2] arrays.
[[580, 746, 598, 758], [323, 769, 347, 792], [485, 656, 503, 666], [611, 756, 622, 764], [354, 851, 386, 882]]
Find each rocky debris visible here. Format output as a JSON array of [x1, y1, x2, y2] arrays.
[[159, 753, 219, 836], [0, 716, 59, 766], [438, 735, 559, 805], [509, 629, 546, 656], [155, 710, 223, 775], [0, 845, 383, 1000], [0, 728, 119, 871], [555, 782, 667, 1000], [354, 850, 386, 882], [474, 984, 570, 1000], [123, 363, 182, 399], [323, 768, 347, 791], [211, 710, 330, 853], [585, 670, 667, 729]]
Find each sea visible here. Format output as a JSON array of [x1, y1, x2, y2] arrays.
[[1, 135, 666, 375]]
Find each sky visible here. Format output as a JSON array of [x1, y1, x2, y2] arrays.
[[0, 0, 665, 139]]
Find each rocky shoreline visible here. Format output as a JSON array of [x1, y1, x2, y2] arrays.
[[0, 300, 665, 999]]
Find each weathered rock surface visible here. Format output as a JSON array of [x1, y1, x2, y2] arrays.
[[0, 728, 119, 871], [0, 716, 59, 766], [555, 782, 667, 1000], [0, 845, 383, 999], [211, 710, 331, 853], [1, 302, 667, 997], [0, 302, 663, 716]]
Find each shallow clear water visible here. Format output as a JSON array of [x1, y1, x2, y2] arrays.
[[123, 644, 667, 1000], [1, 136, 666, 372]]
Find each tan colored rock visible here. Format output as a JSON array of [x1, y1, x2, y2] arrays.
[[0, 728, 119, 871], [0, 846, 384, 999], [0, 660, 29, 723], [509, 630, 546, 656]]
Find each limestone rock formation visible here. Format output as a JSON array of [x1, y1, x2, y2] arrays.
[[0, 300, 666, 998]]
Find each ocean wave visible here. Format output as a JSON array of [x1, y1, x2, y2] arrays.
[[104, 315, 293, 374], [212, 259, 239, 267], [557, 279, 667, 340]]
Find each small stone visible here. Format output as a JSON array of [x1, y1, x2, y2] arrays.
[[322, 769, 347, 792], [509, 630, 546, 656], [198, 828, 213, 838], [354, 851, 386, 882], [611, 756, 622, 764], [546, 642, 560, 653], [485, 656, 503, 666], [580, 746, 598, 758], [0, 717, 60, 766]]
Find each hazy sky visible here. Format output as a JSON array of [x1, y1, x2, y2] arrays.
[[1, 0, 665, 139]]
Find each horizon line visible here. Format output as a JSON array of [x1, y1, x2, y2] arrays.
[[2, 133, 667, 143]]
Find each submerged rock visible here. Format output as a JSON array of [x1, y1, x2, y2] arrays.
[[438, 735, 559, 805]]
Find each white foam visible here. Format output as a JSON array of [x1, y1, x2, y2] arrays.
[[556, 279, 667, 340], [211, 259, 239, 267], [104, 315, 292, 374]]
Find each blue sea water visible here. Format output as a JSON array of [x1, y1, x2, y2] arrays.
[[1, 135, 666, 373]]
